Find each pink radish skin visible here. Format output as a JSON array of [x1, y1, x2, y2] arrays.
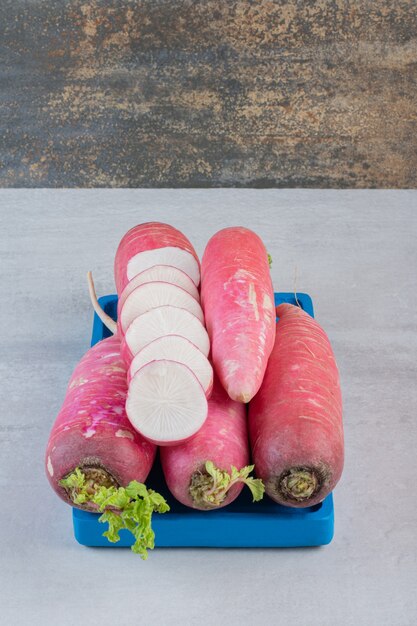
[[117, 264, 200, 319], [248, 303, 344, 508], [45, 336, 156, 510], [160, 377, 249, 510], [114, 222, 200, 293], [201, 227, 275, 403], [128, 335, 213, 397], [121, 305, 210, 365], [126, 359, 208, 446], [118, 281, 204, 335]]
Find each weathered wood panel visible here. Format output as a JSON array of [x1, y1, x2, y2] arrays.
[[1, 1, 416, 187]]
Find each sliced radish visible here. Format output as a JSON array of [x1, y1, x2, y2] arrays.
[[126, 360, 208, 445], [117, 265, 199, 319], [119, 281, 204, 334], [128, 335, 213, 396], [127, 248, 200, 288], [114, 222, 201, 293], [121, 306, 210, 364]]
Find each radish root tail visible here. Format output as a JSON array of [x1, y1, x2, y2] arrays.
[[87, 271, 117, 334], [293, 265, 301, 308]]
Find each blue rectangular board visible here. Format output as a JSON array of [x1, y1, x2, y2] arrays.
[[73, 292, 334, 548]]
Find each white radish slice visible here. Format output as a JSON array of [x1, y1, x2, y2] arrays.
[[126, 360, 208, 445], [118, 265, 199, 318], [127, 247, 200, 287], [121, 306, 210, 363], [119, 281, 204, 334], [128, 335, 213, 396]]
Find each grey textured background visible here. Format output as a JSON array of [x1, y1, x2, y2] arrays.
[[1, 190, 416, 625], [1, 1, 417, 187]]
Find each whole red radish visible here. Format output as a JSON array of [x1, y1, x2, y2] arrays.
[[248, 303, 344, 508], [201, 227, 275, 403], [45, 336, 156, 508], [45, 336, 168, 557], [160, 377, 264, 509], [114, 222, 200, 293]]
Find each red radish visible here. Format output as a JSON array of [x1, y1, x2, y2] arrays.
[[128, 335, 213, 396], [160, 377, 264, 510], [117, 264, 199, 319], [114, 222, 200, 293], [45, 336, 156, 509], [248, 303, 344, 508], [119, 281, 204, 335], [121, 305, 210, 364], [201, 227, 275, 403], [126, 359, 208, 445]]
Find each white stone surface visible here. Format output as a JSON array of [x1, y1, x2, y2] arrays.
[[0, 190, 416, 626]]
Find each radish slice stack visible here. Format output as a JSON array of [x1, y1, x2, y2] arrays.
[[126, 360, 208, 445], [117, 265, 199, 318], [121, 306, 210, 362], [118, 281, 204, 334], [114, 222, 201, 293], [128, 335, 213, 396], [112, 223, 211, 445]]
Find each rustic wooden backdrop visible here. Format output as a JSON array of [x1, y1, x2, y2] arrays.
[[1, 1, 416, 187]]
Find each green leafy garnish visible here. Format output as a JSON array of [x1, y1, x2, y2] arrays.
[[60, 468, 169, 559], [189, 461, 265, 508], [267, 253, 272, 268]]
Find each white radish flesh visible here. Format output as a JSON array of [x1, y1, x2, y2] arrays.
[[121, 306, 210, 363], [127, 247, 200, 287], [126, 360, 208, 445], [128, 335, 213, 396], [119, 282, 204, 334], [118, 265, 199, 318]]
